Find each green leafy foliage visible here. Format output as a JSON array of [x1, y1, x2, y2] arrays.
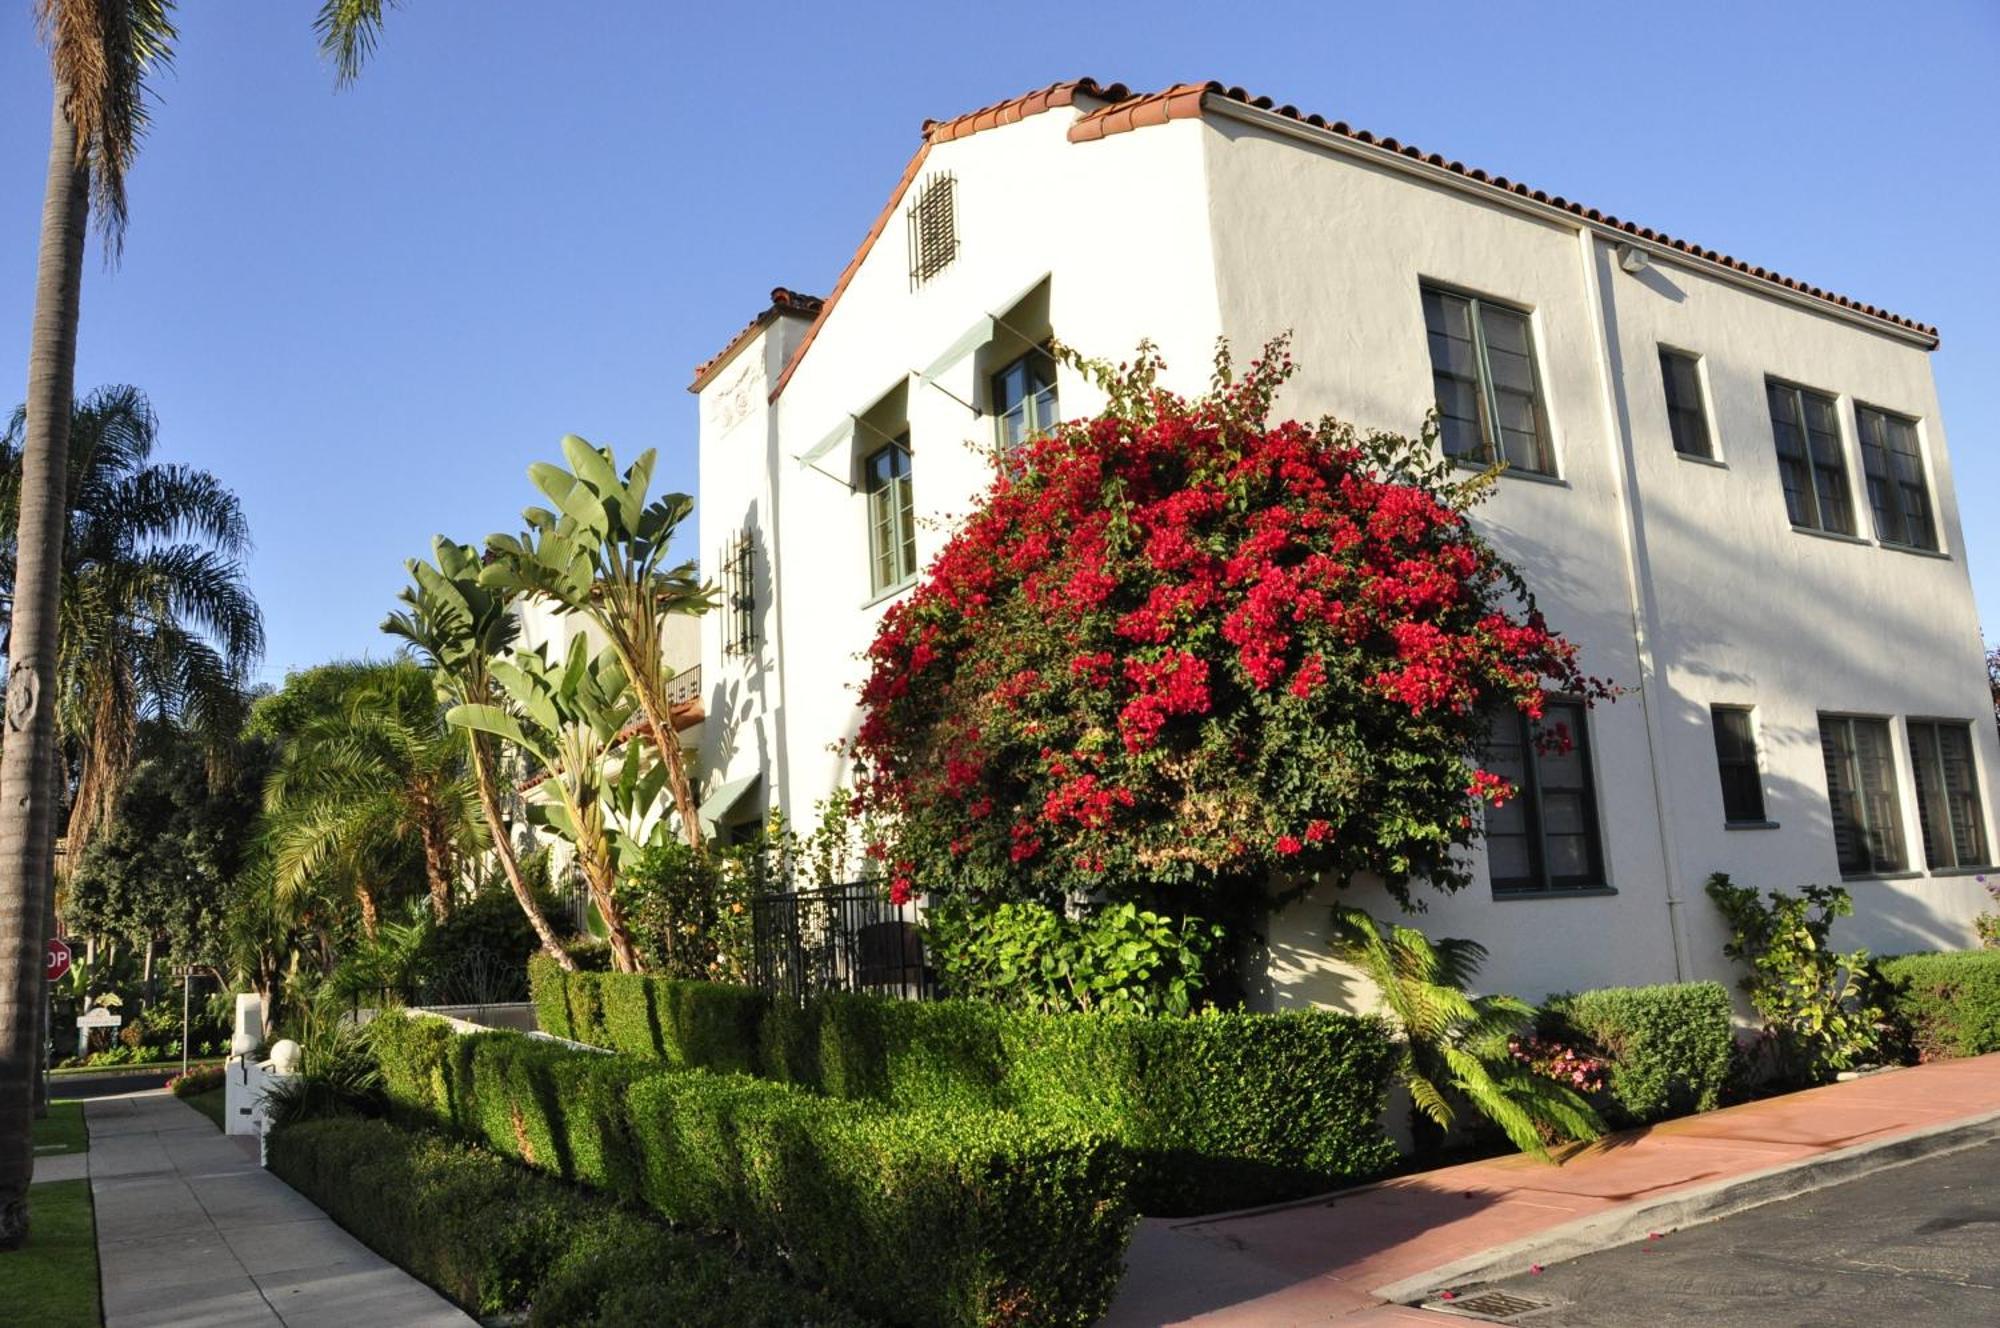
[[267, 1116, 862, 1326], [925, 898, 1222, 1015], [1876, 951, 2000, 1060], [366, 1015, 1133, 1328], [1538, 982, 1735, 1125], [529, 957, 1399, 1213], [618, 838, 756, 982], [1329, 906, 1602, 1159], [1705, 874, 1883, 1083]]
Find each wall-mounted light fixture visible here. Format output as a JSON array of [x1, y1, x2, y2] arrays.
[[1617, 243, 1651, 275]]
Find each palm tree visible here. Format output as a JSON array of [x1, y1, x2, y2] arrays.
[[4, 0, 179, 1250], [0, 386, 264, 860], [384, 538, 575, 969], [1329, 905, 1602, 1160], [449, 638, 659, 972], [484, 436, 715, 851], [264, 662, 480, 931]]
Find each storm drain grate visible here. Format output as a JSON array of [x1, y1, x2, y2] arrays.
[[1420, 1289, 1554, 1322]]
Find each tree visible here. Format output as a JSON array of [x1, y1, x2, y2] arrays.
[[449, 637, 661, 972], [263, 661, 479, 931], [1, 385, 264, 858], [849, 340, 1607, 921], [1330, 905, 1601, 1159], [5, 0, 179, 1250], [484, 437, 714, 851], [384, 538, 575, 969]]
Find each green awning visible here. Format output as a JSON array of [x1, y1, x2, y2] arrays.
[[796, 416, 855, 468], [697, 772, 761, 835]]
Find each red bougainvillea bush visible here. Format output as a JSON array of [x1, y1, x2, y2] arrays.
[[851, 339, 1610, 917]]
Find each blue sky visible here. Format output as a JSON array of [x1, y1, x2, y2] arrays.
[[2, 1, 1995, 684]]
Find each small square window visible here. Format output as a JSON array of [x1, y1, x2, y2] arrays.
[[1710, 705, 1766, 824], [1421, 284, 1555, 476], [906, 173, 958, 290], [1659, 349, 1714, 460], [1854, 405, 1937, 551]]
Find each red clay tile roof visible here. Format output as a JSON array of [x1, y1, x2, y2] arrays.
[[688, 287, 825, 392], [1070, 82, 1936, 343], [763, 78, 1933, 402]]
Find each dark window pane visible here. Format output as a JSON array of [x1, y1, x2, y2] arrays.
[[1857, 405, 1937, 550], [1711, 706, 1766, 823], [1423, 285, 1552, 475], [993, 348, 1058, 452], [1820, 715, 1908, 875], [1910, 722, 1992, 870], [1484, 700, 1602, 894], [865, 440, 915, 594], [1660, 350, 1713, 459]]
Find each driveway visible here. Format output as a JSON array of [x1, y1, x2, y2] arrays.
[[1459, 1139, 2000, 1327]]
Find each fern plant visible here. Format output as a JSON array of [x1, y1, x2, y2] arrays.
[[1330, 905, 1602, 1160]]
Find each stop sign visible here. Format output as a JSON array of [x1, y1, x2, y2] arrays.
[[44, 938, 71, 983]]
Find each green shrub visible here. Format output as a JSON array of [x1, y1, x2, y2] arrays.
[[370, 1016, 1135, 1328], [1539, 982, 1735, 1125], [1879, 951, 2000, 1060], [267, 1116, 858, 1326], [532, 958, 1399, 1214]]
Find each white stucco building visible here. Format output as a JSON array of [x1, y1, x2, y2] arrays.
[[687, 78, 1996, 1009]]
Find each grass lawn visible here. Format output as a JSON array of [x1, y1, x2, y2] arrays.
[[0, 1180, 101, 1328], [33, 1100, 87, 1157], [183, 1087, 226, 1132]]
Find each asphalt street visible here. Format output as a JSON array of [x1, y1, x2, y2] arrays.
[[1463, 1139, 2000, 1327]]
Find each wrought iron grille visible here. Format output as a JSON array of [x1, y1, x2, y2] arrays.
[[907, 171, 959, 290], [720, 529, 757, 657], [751, 883, 932, 1003]]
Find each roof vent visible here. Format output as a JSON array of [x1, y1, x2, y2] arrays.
[[907, 171, 959, 290]]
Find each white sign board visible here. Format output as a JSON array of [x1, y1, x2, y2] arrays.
[[76, 1006, 122, 1030]]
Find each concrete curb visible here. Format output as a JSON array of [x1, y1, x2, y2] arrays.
[[1369, 1106, 2000, 1305]]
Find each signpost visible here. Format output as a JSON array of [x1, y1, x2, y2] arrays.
[[45, 937, 71, 984], [76, 1003, 122, 1061], [174, 965, 200, 1077]]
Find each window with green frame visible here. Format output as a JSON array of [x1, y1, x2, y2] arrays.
[[1482, 698, 1604, 895], [992, 346, 1059, 452], [1766, 380, 1855, 535], [1907, 721, 1990, 870], [864, 437, 916, 597], [1818, 714, 1906, 876], [1854, 404, 1937, 551], [1421, 283, 1554, 475]]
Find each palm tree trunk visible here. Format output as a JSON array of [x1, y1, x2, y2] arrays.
[[469, 740, 574, 970], [0, 86, 88, 1251], [581, 850, 641, 973], [634, 691, 703, 852], [415, 801, 452, 924], [355, 884, 380, 940]]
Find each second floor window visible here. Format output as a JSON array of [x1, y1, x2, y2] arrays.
[[1710, 705, 1766, 824], [1483, 699, 1604, 895], [1421, 284, 1553, 476], [1907, 721, 1990, 871], [993, 347, 1059, 452], [720, 529, 757, 657], [865, 438, 916, 597], [1854, 405, 1937, 551], [1819, 714, 1906, 877], [1659, 348, 1714, 460], [1766, 381, 1854, 535]]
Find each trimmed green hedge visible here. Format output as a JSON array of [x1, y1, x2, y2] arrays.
[[369, 1016, 1133, 1328], [267, 1115, 862, 1326], [1880, 951, 2000, 1060], [530, 956, 1400, 1213], [1539, 981, 1735, 1126]]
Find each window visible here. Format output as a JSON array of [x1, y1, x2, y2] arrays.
[[1907, 721, 1990, 870], [1818, 715, 1907, 876], [906, 172, 958, 289], [719, 529, 757, 657], [992, 347, 1059, 452], [1766, 381, 1854, 534], [1483, 699, 1604, 895], [1854, 405, 1937, 551], [1659, 349, 1714, 460], [864, 438, 916, 596], [1710, 706, 1767, 824], [1421, 284, 1554, 475]]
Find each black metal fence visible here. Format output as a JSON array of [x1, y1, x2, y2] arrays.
[[750, 883, 933, 1003]]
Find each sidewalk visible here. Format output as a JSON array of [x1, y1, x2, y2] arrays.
[[86, 1093, 475, 1328], [1104, 1052, 2000, 1326]]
